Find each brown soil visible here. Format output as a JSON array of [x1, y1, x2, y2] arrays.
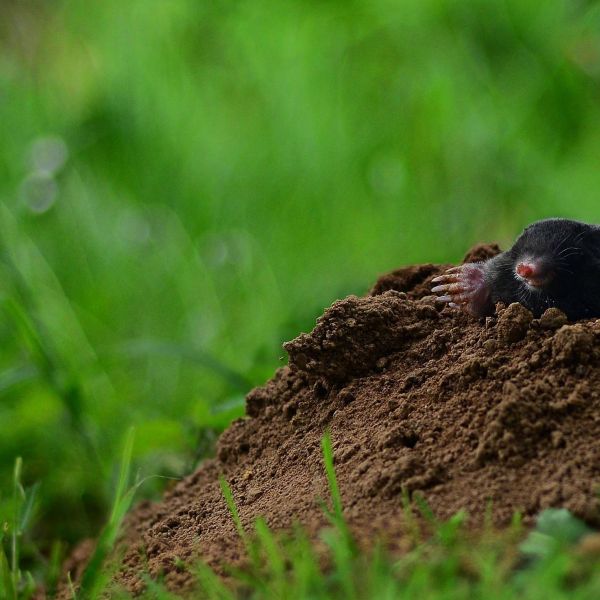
[[91, 246, 600, 594]]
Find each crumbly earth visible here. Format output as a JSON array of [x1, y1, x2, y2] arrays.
[[77, 245, 600, 595]]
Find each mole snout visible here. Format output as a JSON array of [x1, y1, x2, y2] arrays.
[[515, 259, 554, 289], [431, 218, 600, 320], [515, 262, 535, 278]]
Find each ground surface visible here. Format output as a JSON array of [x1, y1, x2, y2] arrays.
[[86, 246, 600, 595]]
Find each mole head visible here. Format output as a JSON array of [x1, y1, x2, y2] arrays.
[[510, 219, 592, 293]]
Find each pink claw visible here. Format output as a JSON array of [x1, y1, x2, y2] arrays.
[[431, 263, 492, 317]]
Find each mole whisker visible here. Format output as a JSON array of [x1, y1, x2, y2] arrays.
[[556, 246, 582, 258], [556, 251, 582, 261], [555, 230, 573, 253]]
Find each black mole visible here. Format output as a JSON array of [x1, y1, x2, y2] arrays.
[[431, 218, 600, 320]]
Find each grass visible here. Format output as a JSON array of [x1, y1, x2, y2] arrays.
[[76, 428, 137, 600], [60, 432, 600, 599], [0, 458, 37, 600], [2, 0, 600, 595]]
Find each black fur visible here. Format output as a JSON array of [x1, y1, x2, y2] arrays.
[[484, 218, 600, 319]]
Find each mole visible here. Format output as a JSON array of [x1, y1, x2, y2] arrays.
[[431, 218, 600, 320]]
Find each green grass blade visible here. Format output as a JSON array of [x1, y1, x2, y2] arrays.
[[77, 427, 136, 599], [219, 476, 264, 575], [195, 561, 236, 600], [253, 518, 285, 596], [320, 431, 357, 599], [320, 431, 342, 520], [412, 492, 438, 528], [320, 430, 354, 552], [12, 457, 24, 594], [0, 540, 16, 600], [254, 518, 284, 577], [219, 477, 249, 549]]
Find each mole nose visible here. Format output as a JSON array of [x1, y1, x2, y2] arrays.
[[516, 262, 537, 278]]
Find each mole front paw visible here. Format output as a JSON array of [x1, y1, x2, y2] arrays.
[[431, 263, 492, 317]]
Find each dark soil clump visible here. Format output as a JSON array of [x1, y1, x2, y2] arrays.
[[93, 246, 600, 594]]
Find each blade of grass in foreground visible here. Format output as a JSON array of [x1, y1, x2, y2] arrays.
[[194, 562, 236, 600], [321, 431, 356, 600], [254, 518, 285, 587], [0, 457, 37, 600], [321, 430, 352, 547], [76, 427, 137, 599], [0, 542, 15, 600], [219, 476, 260, 568], [12, 457, 23, 595]]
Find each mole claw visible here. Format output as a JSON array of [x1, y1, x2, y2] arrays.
[[430, 261, 490, 316], [433, 275, 460, 286]]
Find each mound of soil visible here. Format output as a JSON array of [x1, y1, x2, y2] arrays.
[[108, 246, 600, 594]]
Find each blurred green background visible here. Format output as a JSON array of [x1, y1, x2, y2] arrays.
[[2, 0, 600, 580]]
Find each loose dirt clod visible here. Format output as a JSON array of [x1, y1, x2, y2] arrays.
[[81, 246, 600, 595]]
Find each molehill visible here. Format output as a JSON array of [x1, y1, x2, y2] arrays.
[[86, 245, 600, 594]]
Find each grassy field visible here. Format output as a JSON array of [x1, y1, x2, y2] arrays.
[[5, 432, 600, 599], [2, 0, 600, 594]]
